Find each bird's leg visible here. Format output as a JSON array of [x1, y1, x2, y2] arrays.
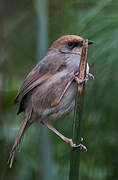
[[51, 77, 74, 106], [51, 73, 87, 107], [43, 121, 87, 151]]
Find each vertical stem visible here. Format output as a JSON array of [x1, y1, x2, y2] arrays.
[[69, 40, 88, 180], [35, 0, 48, 59], [35, 0, 53, 179]]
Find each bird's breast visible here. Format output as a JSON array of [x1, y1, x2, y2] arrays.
[[65, 53, 81, 73]]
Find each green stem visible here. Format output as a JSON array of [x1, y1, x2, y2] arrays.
[[69, 40, 88, 180], [35, 0, 53, 179], [69, 91, 85, 180]]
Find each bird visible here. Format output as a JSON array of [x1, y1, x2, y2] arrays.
[[8, 35, 94, 167]]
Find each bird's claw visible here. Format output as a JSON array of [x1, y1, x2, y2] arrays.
[[74, 73, 88, 85], [72, 143, 87, 151], [68, 138, 87, 151], [86, 73, 94, 80], [74, 72, 94, 84], [85, 73, 94, 83]]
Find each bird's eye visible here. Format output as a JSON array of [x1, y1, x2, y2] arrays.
[[68, 42, 73, 47]]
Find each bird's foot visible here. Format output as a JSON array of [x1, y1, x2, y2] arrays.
[[72, 143, 87, 151], [43, 121, 87, 151], [86, 73, 94, 80], [85, 73, 94, 83], [74, 73, 88, 85], [65, 138, 87, 151]]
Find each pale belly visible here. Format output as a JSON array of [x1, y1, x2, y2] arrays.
[[42, 81, 77, 121]]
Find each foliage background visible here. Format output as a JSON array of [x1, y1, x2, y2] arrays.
[[0, 0, 118, 179]]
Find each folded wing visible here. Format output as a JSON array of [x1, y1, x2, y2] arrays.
[[15, 53, 66, 104]]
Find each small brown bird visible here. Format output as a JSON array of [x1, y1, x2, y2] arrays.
[[8, 35, 94, 167]]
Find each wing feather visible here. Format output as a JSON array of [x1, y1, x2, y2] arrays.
[[15, 52, 65, 103]]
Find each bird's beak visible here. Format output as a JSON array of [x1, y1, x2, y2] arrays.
[[88, 40, 94, 45]]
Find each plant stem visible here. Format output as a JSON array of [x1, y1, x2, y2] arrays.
[[69, 40, 88, 180], [35, 0, 53, 179]]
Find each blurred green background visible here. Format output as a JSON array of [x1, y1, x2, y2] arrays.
[[0, 0, 118, 179]]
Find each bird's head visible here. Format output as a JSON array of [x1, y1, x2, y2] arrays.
[[49, 35, 94, 55]]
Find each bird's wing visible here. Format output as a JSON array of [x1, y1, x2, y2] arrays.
[[15, 53, 66, 103]]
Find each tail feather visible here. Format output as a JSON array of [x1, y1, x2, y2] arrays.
[[8, 112, 31, 168]]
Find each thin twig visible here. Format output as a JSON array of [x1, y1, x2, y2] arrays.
[[69, 40, 88, 180]]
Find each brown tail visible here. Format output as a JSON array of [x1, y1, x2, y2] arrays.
[[8, 112, 32, 168]]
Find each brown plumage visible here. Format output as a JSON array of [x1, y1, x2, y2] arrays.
[[8, 35, 94, 167]]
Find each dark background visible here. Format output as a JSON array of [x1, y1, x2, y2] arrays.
[[0, 0, 118, 179]]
